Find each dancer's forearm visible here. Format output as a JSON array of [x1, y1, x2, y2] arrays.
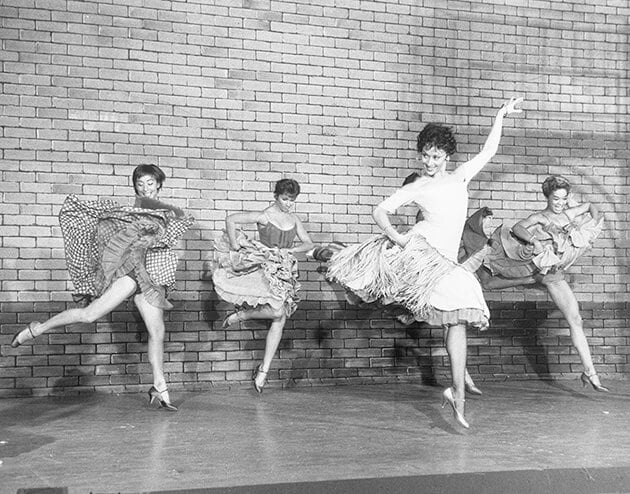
[[374, 206, 406, 246], [225, 218, 239, 250]]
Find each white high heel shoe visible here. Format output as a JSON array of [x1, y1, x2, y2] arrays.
[[464, 369, 482, 395], [581, 372, 609, 392], [441, 387, 469, 429]]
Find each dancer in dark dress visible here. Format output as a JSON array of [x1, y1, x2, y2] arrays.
[[461, 175, 607, 391]]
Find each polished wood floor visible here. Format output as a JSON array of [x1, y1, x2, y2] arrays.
[[1, 379, 629, 493]]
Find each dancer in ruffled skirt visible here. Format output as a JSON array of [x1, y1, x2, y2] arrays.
[[461, 175, 608, 391], [211, 178, 314, 393], [328, 97, 524, 428], [11, 165, 194, 410]]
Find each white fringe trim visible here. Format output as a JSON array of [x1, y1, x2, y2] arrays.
[[327, 233, 455, 321]]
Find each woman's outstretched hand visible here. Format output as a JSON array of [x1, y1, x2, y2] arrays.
[[500, 97, 524, 117]]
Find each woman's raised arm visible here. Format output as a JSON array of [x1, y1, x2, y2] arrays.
[[455, 97, 523, 183]]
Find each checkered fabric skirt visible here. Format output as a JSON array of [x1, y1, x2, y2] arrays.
[[59, 194, 194, 309]]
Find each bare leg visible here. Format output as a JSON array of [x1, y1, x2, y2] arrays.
[[228, 305, 286, 371], [443, 324, 469, 427], [544, 279, 596, 375], [261, 312, 286, 373], [232, 304, 287, 392], [445, 324, 467, 400], [477, 268, 536, 290], [224, 305, 281, 327], [134, 293, 168, 397], [483, 276, 537, 290], [12, 276, 137, 346]]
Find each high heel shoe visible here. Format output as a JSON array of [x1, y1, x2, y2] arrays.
[[148, 386, 178, 411], [252, 364, 268, 394], [581, 372, 609, 393], [464, 369, 482, 396], [441, 387, 469, 429], [11, 322, 39, 348], [222, 311, 240, 329]]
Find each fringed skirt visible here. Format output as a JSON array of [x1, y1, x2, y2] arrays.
[[210, 232, 301, 316], [326, 233, 489, 329]]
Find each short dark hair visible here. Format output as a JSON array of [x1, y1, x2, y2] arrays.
[[274, 178, 300, 198], [132, 165, 166, 190], [416, 123, 457, 156], [542, 175, 570, 198]]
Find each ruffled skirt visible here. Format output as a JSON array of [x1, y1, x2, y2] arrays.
[[59, 194, 193, 309], [483, 216, 603, 279], [326, 233, 489, 329], [210, 232, 301, 316]]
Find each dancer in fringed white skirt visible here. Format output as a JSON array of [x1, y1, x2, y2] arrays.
[[328, 97, 524, 428]]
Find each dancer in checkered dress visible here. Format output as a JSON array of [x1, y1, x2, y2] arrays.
[[11, 165, 193, 411]]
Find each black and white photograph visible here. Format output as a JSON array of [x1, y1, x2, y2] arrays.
[[0, 0, 628, 492]]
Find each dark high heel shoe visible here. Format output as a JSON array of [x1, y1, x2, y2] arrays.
[[581, 372, 609, 393], [252, 364, 268, 394], [441, 387, 469, 429], [11, 322, 39, 348], [464, 369, 482, 396], [148, 386, 178, 411]]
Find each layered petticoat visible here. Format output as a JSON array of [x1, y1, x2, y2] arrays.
[[59, 194, 194, 309], [483, 214, 603, 279], [210, 231, 301, 316], [326, 233, 489, 329]]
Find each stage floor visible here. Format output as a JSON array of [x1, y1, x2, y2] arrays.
[[1, 379, 630, 493]]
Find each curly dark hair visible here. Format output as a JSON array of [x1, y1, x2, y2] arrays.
[[274, 178, 300, 198], [416, 123, 457, 156], [542, 175, 570, 198]]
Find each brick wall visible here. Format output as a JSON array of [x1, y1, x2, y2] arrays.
[[1, 0, 628, 397]]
